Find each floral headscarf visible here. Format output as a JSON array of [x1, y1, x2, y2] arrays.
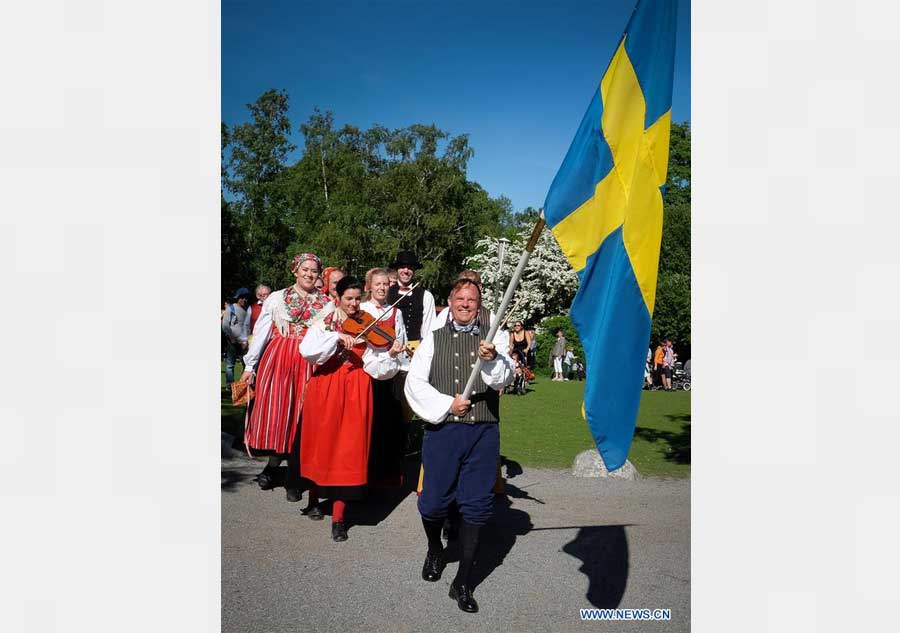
[[290, 252, 322, 274], [321, 266, 339, 295]]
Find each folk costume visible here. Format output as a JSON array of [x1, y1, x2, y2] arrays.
[[299, 305, 400, 539], [387, 251, 436, 424], [422, 304, 504, 497], [404, 313, 514, 612], [242, 253, 327, 496], [360, 298, 408, 487]]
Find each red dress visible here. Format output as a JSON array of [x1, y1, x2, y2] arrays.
[[243, 287, 326, 454], [300, 321, 373, 500]]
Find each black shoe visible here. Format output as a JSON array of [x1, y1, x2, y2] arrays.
[[331, 521, 348, 542], [449, 581, 479, 613], [285, 488, 302, 503], [301, 504, 324, 521], [421, 550, 445, 582], [256, 470, 276, 490]]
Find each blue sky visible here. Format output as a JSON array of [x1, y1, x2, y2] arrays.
[[222, 0, 690, 213]]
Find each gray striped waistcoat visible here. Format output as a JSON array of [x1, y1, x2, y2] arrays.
[[430, 325, 500, 424]]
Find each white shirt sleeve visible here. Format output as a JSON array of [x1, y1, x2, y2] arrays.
[[299, 325, 340, 365], [420, 290, 435, 339], [363, 345, 400, 380], [394, 308, 408, 347], [242, 298, 275, 372], [403, 332, 454, 425], [479, 325, 515, 390]]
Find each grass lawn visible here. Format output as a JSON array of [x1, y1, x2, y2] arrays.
[[221, 363, 690, 478], [499, 378, 690, 477]]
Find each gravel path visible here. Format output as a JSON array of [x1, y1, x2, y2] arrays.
[[222, 452, 690, 633]]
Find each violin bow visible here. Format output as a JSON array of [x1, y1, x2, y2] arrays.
[[351, 281, 420, 343]]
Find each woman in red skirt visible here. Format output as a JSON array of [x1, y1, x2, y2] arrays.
[[240, 253, 328, 502], [299, 276, 403, 542]]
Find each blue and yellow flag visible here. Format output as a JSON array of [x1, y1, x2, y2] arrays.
[[544, 0, 677, 471]]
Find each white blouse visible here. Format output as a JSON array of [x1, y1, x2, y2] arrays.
[[361, 300, 409, 374], [242, 290, 330, 372], [299, 319, 400, 381]]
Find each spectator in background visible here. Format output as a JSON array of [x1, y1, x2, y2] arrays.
[[508, 320, 532, 365], [222, 288, 251, 388], [644, 347, 654, 389], [526, 327, 537, 370], [387, 268, 398, 287], [664, 339, 676, 391], [222, 300, 231, 360], [245, 285, 271, 344], [684, 358, 691, 379], [653, 340, 667, 390], [551, 329, 567, 382], [563, 347, 575, 381]]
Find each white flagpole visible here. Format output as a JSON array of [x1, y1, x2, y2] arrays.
[[461, 213, 546, 401]]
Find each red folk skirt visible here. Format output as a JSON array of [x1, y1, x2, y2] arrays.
[[300, 346, 373, 500], [243, 328, 311, 454]]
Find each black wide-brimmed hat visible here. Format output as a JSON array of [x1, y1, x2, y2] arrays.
[[390, 251, 421, 269]]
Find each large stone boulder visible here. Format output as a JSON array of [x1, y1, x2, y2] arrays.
[[572, 449, 639, 480]]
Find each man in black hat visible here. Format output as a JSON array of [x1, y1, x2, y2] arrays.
[[387, 251, 436, 422], [222, 287, 251, 388]]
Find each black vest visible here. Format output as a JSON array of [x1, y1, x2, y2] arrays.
[[388, 284, 427, 340], [429, 324, 500, 424]]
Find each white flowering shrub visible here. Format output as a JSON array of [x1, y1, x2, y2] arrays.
[[465, 227, 580, 325]]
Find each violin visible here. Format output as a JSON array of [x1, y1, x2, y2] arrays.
[[341, 311, 396, 347]]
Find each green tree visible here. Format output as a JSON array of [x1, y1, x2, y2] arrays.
[[283, 112, 511, 299], [653, 121, 691, 355], [224, 89, 298, 289]]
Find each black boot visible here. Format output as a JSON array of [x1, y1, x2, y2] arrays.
[[421, 517, 445, 581], [285, 488, 302, 502], [450, 520, 481, 612], [301, 504, 324, 520], [449, 580, 479, 613], [331, 521, 348, 542], [421, 550, 445, 581]]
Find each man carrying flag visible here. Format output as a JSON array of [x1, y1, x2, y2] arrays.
[[543, 0, 678, 471]]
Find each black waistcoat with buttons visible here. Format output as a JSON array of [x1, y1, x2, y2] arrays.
[[429, 323, 500, 424], [388, 284, 426, 341]]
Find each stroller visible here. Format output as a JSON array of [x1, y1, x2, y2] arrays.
[[671, 361, 691, 391], [506, 351, 528, 395]]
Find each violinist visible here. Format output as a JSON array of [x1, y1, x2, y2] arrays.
[[298, 276, 403, 542], [361, 269, 409, 487]]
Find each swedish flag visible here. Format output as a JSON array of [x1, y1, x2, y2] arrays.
[[543, 0, 678, 471]]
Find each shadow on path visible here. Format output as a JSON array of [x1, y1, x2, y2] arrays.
[[221, 467, 254, 492], [346, 456, 421, 528], [633, 414, 690, 464], [470, 483, 535, 590], [561, 525, 630, 608]]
